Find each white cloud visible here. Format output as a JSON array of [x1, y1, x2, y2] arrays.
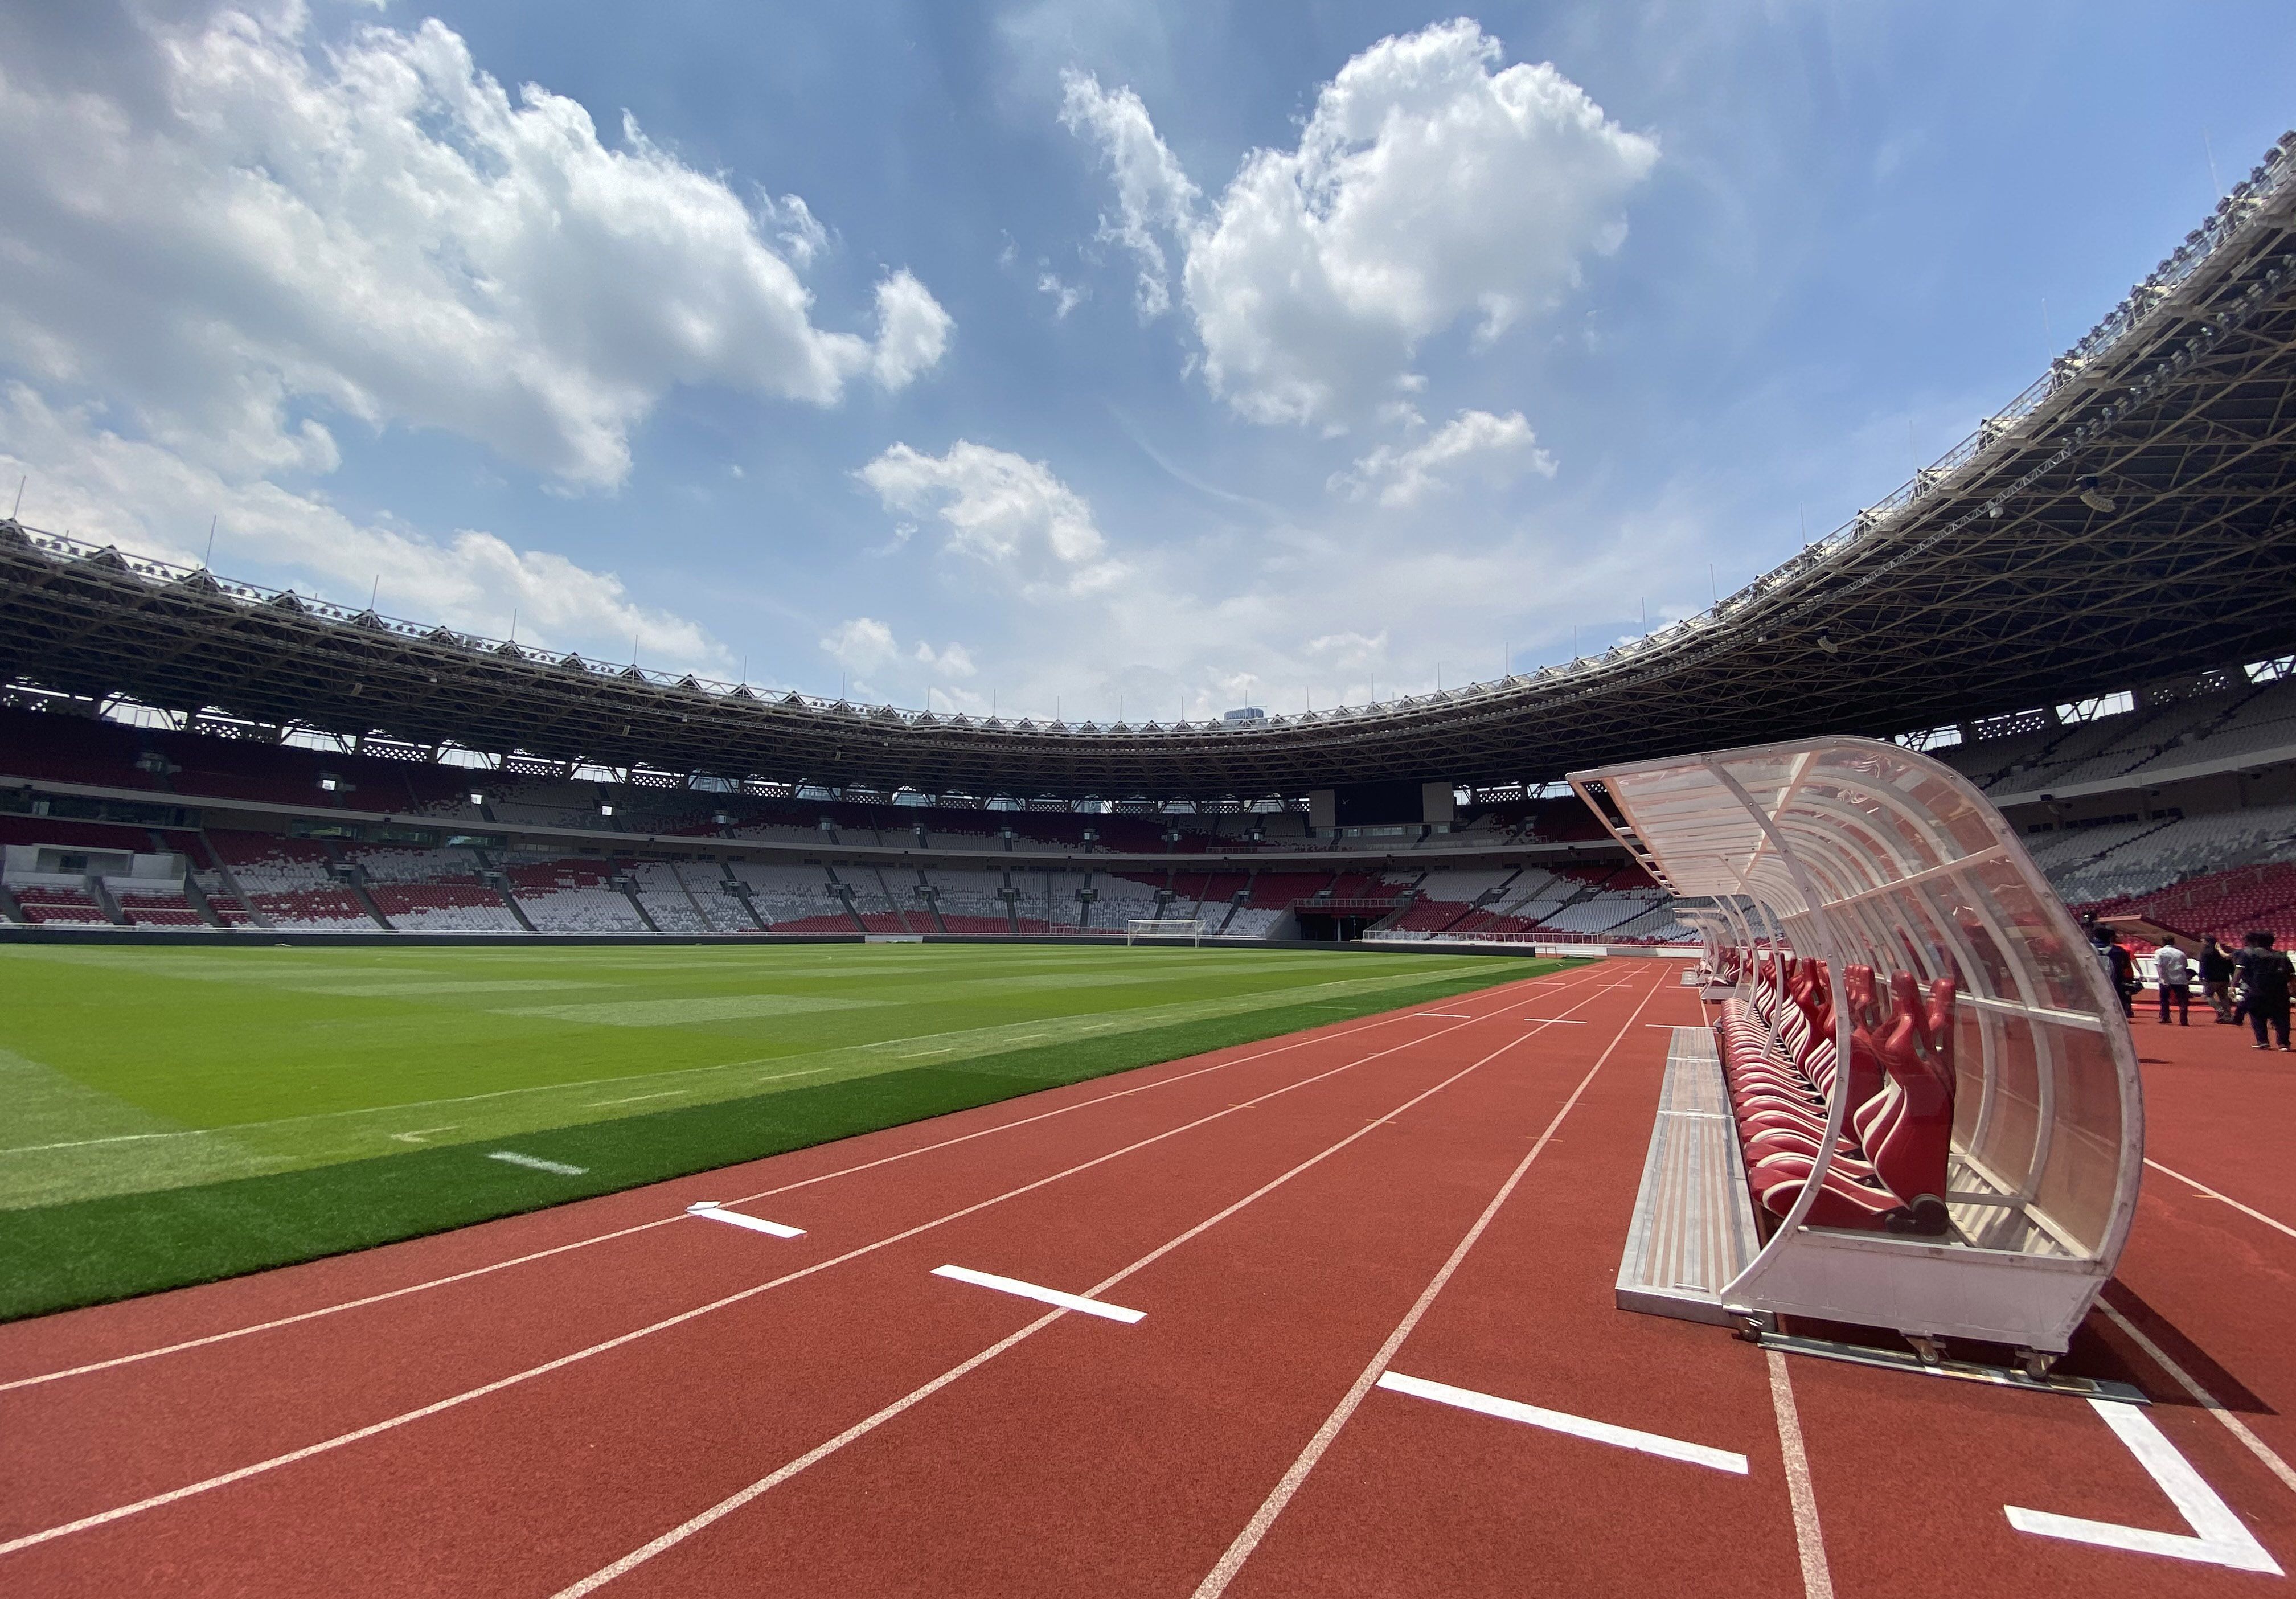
[[854, 440, 1126, 596], [819, 621, 976, 699], [0, 384, 724, 668], [1036, 272, 1086, 319], [871, 270, 955, 391], [820, 616, 900, 674], [1331, 409, 1556, 507], [0, 5, 952, 490], [1058, 71, 1199, 317], [914, 640, 978, 677], [1305, 629, 1389, 669], [1063, 22, 1657, 428]]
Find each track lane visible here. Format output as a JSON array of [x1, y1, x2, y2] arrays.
[[1208, 982, 1813, 1598], [527, 965, 1680, 1597], [0, 966, 1617, 1586]]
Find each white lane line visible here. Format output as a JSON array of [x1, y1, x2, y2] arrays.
[[1519, 1018, 1586, 1024], [1768, 1348, 1837, 1599], [1415, 1012, 1473, 1018], [550, 983, 1620, 1597], [1375, 1372, 1746, 1473], [1191, 964, 1672, 1599], [2145, 1158, 2296, 1243], [2006, 1397, 2281, 1573], [487, 1151, 587, 1176], [388, 1126, 458, 1144], [2099, 1301, 2296, 1498], [686, 1203, 803, 1239], [932, 1264, 1143, 1324], [586, 1091, 684, 1108]]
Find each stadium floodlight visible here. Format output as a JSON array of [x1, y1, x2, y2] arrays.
[[468, 790, 485, 805], [597, 802, 614, 817], [2077, 474, 2117, 513]]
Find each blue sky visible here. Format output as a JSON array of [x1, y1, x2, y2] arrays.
[[3, 1, 2292, 724]]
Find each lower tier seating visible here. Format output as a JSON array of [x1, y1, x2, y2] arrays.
[[1718, 955, 1957, 1237]]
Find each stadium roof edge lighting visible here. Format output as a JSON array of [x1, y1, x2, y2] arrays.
[[8, 131, 2296, 798]]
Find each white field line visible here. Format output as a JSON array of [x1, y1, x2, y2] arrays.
[[1375, 1371, 1746, 1473], [2099, 1300, 2296, 1497], [0, 974, 1621, 1555], [585, 1092, 687, 1109], [487, 1152, 587, 1177], [2145, 1158, 2296, 1243], [548, 983, 1629, 1595], [930, 1265, 1143, 1324], [1768, 1348, 1836, 1599], [0, 963, 1606, 1396], [1189, 964, 1672, 1599], [2006, 1398, 2281, 1573]]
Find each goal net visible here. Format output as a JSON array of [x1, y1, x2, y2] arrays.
[[1126, 918, 1206, 946]]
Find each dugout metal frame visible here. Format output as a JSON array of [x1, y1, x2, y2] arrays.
[[1576, 736, 2145, 1358]]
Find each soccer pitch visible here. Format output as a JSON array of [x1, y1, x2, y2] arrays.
[[0, 940, 1561, 1318]]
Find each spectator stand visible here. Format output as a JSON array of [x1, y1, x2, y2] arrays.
[[1574, 736, 2143, 1384]]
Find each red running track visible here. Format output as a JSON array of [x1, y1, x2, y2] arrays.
[[4, 960, 2296, 1596]]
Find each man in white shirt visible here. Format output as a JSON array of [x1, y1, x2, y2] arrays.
[[2155, 939, 2193, 1026]]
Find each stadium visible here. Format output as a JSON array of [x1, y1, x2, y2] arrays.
[[7, 22, 2296, 1599]]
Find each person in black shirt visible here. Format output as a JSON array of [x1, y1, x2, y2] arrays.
[[2234, 930, 2294, 1051], [2200, 934, 2236, 1024], [2098, 928, 2138, 1018]]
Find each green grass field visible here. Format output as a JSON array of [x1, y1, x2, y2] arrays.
[[0, 940, 1562, 1320]]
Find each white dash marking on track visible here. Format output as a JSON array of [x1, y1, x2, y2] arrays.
[[930, 1264, 1143, 1323], [1519, 1018, 1588, 1024], [2006, 1397, 2281, 1573], [486, 1150, 587, 1176], [1377, 1372, 1747, 1473], [686, 1203, 803, 1239]]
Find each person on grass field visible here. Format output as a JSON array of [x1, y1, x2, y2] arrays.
[[2234, 930, 2294, 1052], [2200, 934, 2237, 1023], [2154, 938, 2193, 1026]]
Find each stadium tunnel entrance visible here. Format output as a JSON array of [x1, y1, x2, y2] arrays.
[[1293, 909, 1379, 942]]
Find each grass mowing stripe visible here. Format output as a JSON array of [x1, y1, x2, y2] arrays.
[[0, 959, 1569, 1320]]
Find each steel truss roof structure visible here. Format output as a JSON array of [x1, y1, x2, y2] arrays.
[[10, 134, 2296, 802]]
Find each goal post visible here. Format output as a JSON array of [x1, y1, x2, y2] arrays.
[[1126, 917, 1206, 947]]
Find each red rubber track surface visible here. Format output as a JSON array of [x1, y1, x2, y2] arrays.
[[4, 965, 2295, 1596]]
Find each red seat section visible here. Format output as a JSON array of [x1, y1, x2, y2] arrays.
[[1718, 954, 1958, 1237]]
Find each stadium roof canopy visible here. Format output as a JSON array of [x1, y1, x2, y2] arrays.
[[10, 134, 2296, 802]]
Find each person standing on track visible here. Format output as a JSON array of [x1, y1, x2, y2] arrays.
[[2200, 934, 2236, 1023], [2234, 930, 2294, 1051], [2154, 938, 2192, 1026], [2097, 928, 2138, 1019]]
